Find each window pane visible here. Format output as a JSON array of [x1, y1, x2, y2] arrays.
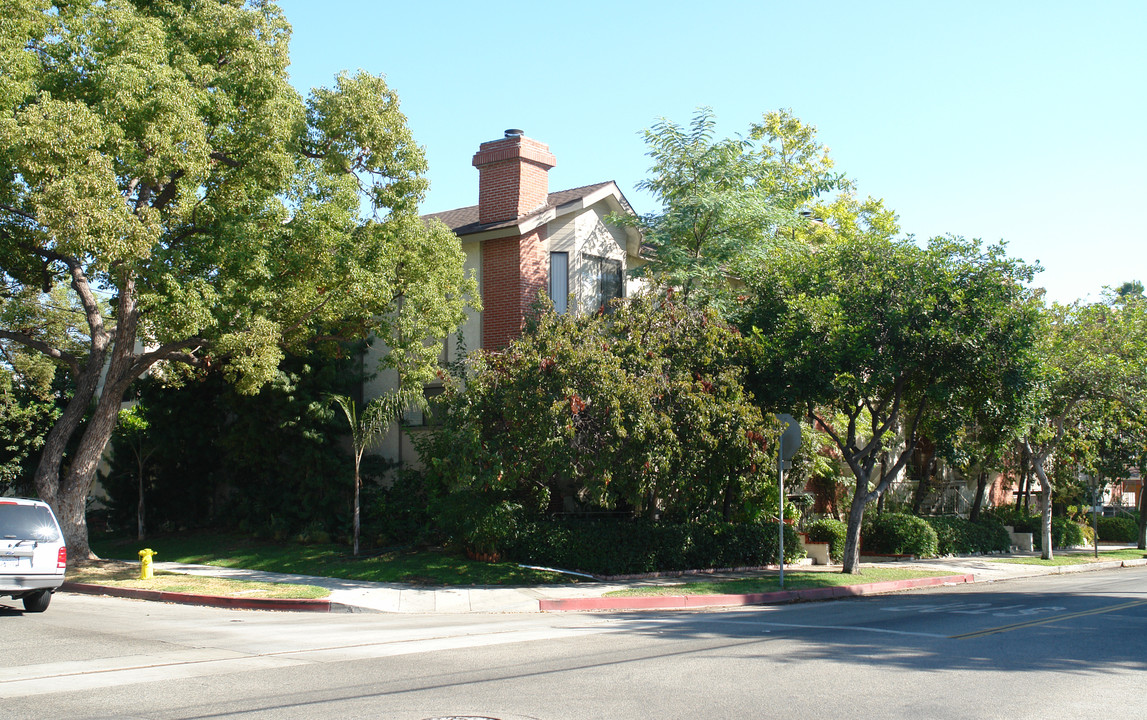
[[601, 258, 623, 307], [550, 252, 569, 313]]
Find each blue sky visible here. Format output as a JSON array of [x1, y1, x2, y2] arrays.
[[278, 0, 1145, 304]]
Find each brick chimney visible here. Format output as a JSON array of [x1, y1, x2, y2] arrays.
[[472, 129, 556, 224], [473, 130, 556, 351]]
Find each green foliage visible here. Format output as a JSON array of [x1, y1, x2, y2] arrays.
[[418, 295, 778, 526], [619, 110, 785, 312], [922, 516, 1011, 555], [1097, 516, 1138, 543], [501, 519, 804, 576], [0, 282, 85, 493], [1022, 518, 1089, 550], [100, 351, 358, 538], [0, 1, 473, 554], [361, 468, 443, 548], [329, 385, 425, 555], [977, 506, 1088, 549], [861, 513, 940, 558], [805, 517, 847, 563], [618, 108, 858, 313], [0, 359, 59, 493], [1021, 294, 1147, 558], [742, 235, 1040, 571], [979, 504, 1037, 529]]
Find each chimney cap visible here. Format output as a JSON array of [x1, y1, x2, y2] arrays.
[[504, 128, 525, 138]]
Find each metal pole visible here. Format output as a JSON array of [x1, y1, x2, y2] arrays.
[[778, 452, 785, 589], [1093, 486, 1100, 560]]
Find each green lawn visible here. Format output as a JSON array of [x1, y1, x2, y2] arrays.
[[604, 568, 953, 597], [90, 532, 577, 586], [68, 562, 331, 599], [990, 548, 1147, 567]]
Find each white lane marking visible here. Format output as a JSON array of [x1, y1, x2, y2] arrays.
[[0, 626, 609, 699], [647, 615, 947, 639], [882, 603, 1067, 617]]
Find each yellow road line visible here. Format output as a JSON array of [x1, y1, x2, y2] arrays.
[[950, 599, 1147, 639]]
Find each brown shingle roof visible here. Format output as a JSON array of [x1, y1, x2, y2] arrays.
[[423, 181, 630, 236]]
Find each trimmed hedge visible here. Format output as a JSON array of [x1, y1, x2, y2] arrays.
[[861, 513, 939, 558], [502, 519, 804, 576], [805, 518, 847, 563], [923, 516, 1011, 556], [979, 508, 1094, 550], [1097, 516, 1138, 543], [1030, 518, 1089, 550]]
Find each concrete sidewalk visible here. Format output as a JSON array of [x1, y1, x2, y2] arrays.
[[60, 547, 1147, 614]]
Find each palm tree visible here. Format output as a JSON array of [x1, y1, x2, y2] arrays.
[[329, 387, 425, 555]]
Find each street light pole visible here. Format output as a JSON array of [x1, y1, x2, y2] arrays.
[[778, 450, 785, 589], [775, 414, 802, 591]]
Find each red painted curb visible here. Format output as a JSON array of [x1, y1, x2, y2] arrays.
[[538, 574, 974, 612], [60, 582, 333, 612]]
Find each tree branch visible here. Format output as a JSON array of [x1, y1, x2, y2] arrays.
[[209, 151, 240, 168], [151, 169, 186, 211], [131, 337, 211, 377], [16, 242, 109, 347], [0, 330, 79, 376]]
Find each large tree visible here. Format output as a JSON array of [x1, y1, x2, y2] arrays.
[[742, 236, 1041, 572], [618, 109, 851, 313], [1021, 292, 1147, 556], [0, 1, 473, 558]]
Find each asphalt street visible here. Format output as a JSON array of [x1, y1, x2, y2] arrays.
[[2, 567, 1145, 719]]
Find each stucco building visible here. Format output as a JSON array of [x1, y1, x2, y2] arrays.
[[364, 130, 645, 468]]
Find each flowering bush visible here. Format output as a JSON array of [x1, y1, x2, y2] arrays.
[[417, 295, 781, 546]]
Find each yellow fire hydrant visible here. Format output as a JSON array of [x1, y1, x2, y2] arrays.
[[139, 548, 157, 580]]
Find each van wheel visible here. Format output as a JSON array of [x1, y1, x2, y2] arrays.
[[22, 590, 51, 613]]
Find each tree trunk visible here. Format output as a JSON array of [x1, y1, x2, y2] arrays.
[[910, 440, 936, 515], [34, 356, 109, 562], [39, 300, 145, 560], [876, 454, 887, 515], [55, 382, 125, 560], [353, 462, 361, 557], [1032, 456, 1053, 560], [32, 353, 106, 509], [842, 489, 868, 574], [969, 468, 989, 522], [1039, 484, 1053, 559]]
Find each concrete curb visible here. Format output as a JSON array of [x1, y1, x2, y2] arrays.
[[57, 555, 1146, 614], [60, 582, 347, 613], [538, 573, 975, 612]]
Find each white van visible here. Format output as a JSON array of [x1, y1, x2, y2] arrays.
[[1, 498, 67, 612]]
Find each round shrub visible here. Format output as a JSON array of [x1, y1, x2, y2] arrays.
[[805, 518, 847, 563], [861, 513, 939, 558], [1054, 518, 1088, 548]]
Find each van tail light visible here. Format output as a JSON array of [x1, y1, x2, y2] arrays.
[[58, 546, 67, 569]]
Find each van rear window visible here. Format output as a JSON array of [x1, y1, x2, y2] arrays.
[[0, 505, 61, 542]]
